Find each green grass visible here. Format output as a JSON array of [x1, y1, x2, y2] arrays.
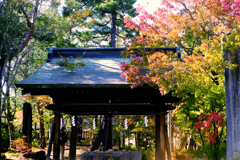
[[5, 151, 21, 158]]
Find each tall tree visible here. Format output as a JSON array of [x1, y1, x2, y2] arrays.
[[0, 0, 60, 153], [63, 0, 138, 47], [120, 0, 240, 159], [0, 0, 39, 153]]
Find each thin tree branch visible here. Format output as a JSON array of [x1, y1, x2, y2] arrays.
[[20, 5, 32, 28], [178, 1, 194, 20]]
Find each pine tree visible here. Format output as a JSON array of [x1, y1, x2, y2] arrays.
[[63, 0, 138, 47]]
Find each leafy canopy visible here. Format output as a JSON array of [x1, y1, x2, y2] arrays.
[[120, 0, 239, 154]]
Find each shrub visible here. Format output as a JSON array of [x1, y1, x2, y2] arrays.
[[9, 137, 32, 157]]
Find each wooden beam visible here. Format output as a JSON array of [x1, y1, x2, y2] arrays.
[[45, 103, 173, 115], [53, 112, 60, 160], [22, 87, 180, 104], [155, 113, 165, 160]]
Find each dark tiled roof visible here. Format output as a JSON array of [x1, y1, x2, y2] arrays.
[[16, 47, 179, 89]]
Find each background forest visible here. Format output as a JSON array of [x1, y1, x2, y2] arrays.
[[1, 0, 239, 159]]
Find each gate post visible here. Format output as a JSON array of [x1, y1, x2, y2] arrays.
[[53, 112, 60, 160], [22, 102, 32, 145], [155, 113, 165, 160], [106, 113, 113, 150]]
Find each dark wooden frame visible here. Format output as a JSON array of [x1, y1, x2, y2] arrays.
[[17, 47, 180, 160]]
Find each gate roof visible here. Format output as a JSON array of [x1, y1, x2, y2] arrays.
[[16, 47, 180, 115], [16, 47, 178, 90]]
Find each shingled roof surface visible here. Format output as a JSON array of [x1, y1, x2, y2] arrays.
[[16, 47, 178, 89]]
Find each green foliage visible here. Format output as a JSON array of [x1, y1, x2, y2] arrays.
[[124, 144, 133, 151], [191, 143, 226, 160], [173, 149, 189, 159], [56, 55, 86, 70], [0, 123, 10, 151], [5, 151, 21, 157], [140, 149, 154, 160], [121, 1, 231, 157], [0, 0, 77, 151], [31, 139, 40, 148], [36, 13, 78, 48], [63, 0, 138, 47], [123, 145, 154, 160], [0, 1, 26, 59], [80, 127, 99, 146]]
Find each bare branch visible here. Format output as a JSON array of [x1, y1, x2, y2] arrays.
[[32, 0, 40, 23], [177, 41, 193, 55], [195, 34, 202, 46], [96, 20, 111, 27], [116, 33, 126, 39], [20, 5, 32, 28], [178, 1, 195, 20]]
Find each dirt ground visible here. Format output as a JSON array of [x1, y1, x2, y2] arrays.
[[1, 141, 89, 160], [1, 143, 221, 160]]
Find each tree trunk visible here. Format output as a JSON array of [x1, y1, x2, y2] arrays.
[[110, 14, 117, 47], [37, 105, 46, 148], [0, 59, 5, 156], [164, 125, 171, 160], [5, 85, 14, 148], [224, 49, 240, 160]]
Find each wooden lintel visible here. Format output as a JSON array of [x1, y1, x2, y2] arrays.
[[22, 88, 180, 104], [45, 103, 173, 115]]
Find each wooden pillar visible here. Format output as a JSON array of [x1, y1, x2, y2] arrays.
[[106, 113, 113, 150], [46, 123, 55, 160], [53, 112, 60, 160], [69, 116, 77, 160], [155, 113, 165, 160], [165, 125, 171, 160], [167, 111, 172, 153], [22, 102, 32, 145]]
